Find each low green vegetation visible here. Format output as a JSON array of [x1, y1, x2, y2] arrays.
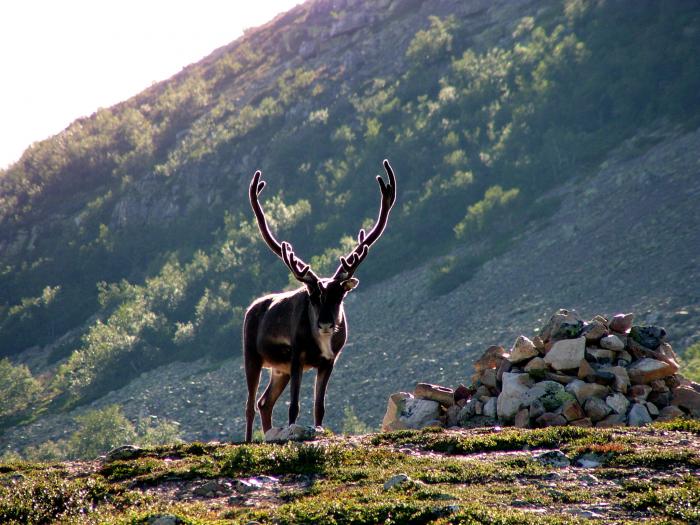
[[0, 425, 698, 524], [681, 341, 700, 382], [6, 405, 182, 462], [371, 425, 611, 454], [341, 405, 374, 435]]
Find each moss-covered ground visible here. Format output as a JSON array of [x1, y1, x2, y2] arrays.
[[1, 421, 698, 524]]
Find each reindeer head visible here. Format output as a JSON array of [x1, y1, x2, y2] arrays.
[[249, 160, 397, 334]]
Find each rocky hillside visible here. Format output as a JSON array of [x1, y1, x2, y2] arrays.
[[1, 0, 700, 456], [1, 423, 699, 524], [3, 125, 700, 452]]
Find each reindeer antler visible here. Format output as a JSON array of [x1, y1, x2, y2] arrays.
[[333, 159, 397, 280], [250, 170, 320, 287]]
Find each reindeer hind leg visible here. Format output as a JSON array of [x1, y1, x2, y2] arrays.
[[258, 369, 290, 434], [243, 314, 263, 442]]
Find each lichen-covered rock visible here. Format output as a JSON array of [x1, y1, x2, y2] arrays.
[[540, 309, 583, 341], [147, 515, 184, 525], [104, 445, 143, 462], [545, 337, 586, 371], [529, 398, 546, 420], [383, 473, 412, 491], [534, 450, 570, 467], [522, 380, 564, 404], [629, 325, 666, 350]]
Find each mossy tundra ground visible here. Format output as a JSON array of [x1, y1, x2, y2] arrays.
[[1, 421, 698, 524]]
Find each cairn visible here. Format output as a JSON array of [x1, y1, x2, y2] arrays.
[[382, 309, 700, 431]]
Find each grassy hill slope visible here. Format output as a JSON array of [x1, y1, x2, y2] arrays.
[[1, 422, 699, 524]]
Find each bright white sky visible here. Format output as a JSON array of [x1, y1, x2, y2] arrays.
[[0, 0, 301, 169]]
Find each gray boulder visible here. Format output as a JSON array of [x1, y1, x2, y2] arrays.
[[545, 337, 586, 371], [381, 393, 442, 431], [566, 379, 610, 405], [264, 424, 322, 442], [510, 335, 539, 363], [497, 373, 534, 422], [628, 403, 653, 426]]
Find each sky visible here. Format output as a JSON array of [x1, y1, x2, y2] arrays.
[[0, 0, 301, 170]]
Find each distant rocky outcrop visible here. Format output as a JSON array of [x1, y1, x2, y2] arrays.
[[382, 309, 700, 431]]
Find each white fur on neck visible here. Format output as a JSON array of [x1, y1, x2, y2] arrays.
[[309, 305, 336, 361], [314, 331, 334, 360]]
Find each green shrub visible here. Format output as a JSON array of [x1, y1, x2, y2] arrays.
[[0, 358, 42, 418], [341, 405, 373, 435]]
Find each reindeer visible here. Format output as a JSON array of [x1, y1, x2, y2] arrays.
[[243, 160, 397, 442]]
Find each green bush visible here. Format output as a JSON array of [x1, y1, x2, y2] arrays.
[[680, 341, 700, 382], [341, 405, 373, 435], [66, 405, 137, 459], [0, 358, 41, 418], [406, 16, 456, 67]]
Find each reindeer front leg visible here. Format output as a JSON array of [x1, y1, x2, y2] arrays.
[[288, 353, 303, 425], [314, 362, 334, 427]]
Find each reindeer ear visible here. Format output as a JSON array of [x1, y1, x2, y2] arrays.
[[341, 278, 359, 291]]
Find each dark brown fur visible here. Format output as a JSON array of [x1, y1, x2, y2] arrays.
[[243, 285, 348, 441]]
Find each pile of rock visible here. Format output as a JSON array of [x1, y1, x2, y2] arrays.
[[382, 309, 700, 431]]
